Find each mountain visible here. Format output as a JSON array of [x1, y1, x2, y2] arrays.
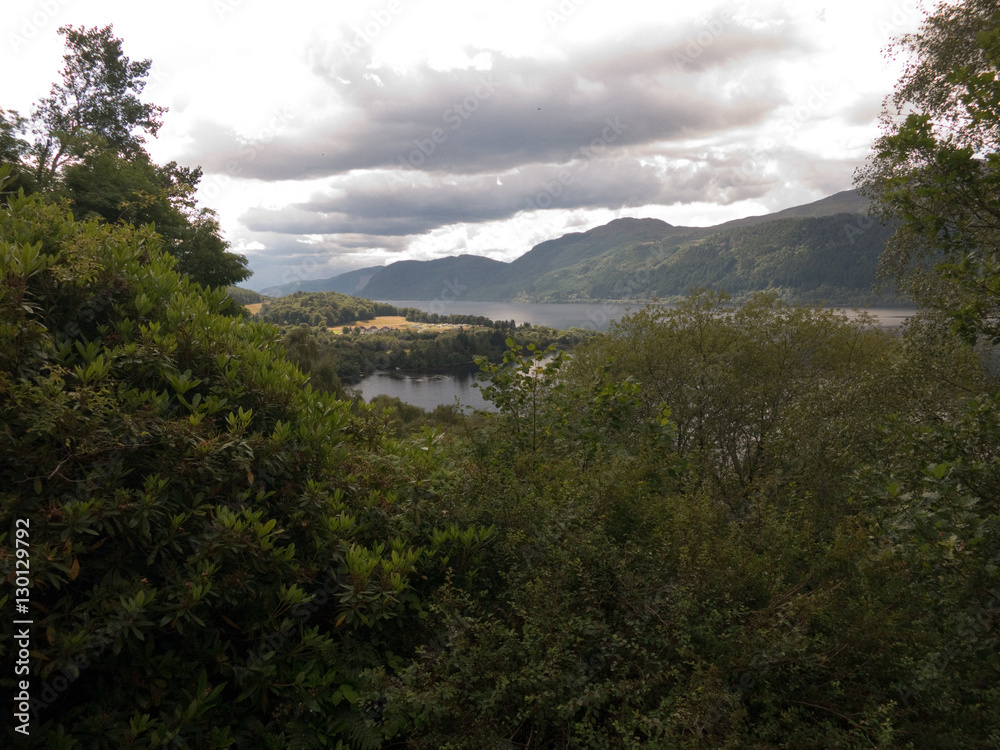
[[263, 189, 899, 304], [358, 254, 507, 300], [260, 265, 383, 297]]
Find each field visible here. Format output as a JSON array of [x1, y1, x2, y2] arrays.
[[334, 315, 480, 333]]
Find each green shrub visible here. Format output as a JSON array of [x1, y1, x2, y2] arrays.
[[0, 187, 462, 748]]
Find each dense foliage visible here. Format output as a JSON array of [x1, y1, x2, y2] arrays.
[[0, 25, 249, 288], [857, 0, 1000, 342], [0, 188, 491, 747]]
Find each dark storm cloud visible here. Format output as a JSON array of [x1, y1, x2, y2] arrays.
[[242, 152, 780, 237], [186, 22, 797, 181]]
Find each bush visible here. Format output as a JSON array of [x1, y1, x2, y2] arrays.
[[0, 189, 467, 748]]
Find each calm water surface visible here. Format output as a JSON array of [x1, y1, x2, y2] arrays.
[[354, 301, 917, 411]]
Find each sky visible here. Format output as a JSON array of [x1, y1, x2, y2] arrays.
[[2, 0, 928, 291]]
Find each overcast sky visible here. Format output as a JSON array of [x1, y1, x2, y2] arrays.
[[2, 0, 927, 290]]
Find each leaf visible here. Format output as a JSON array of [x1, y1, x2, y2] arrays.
[[68, 557, 80, 581]]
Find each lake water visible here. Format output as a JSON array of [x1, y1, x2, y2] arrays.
[[353, 369, 492, 412], [352, 301, 918, 411]]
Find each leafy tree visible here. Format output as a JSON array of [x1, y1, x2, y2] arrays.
[[9, 25, 249, 288], [855, 3, 1000, 739], [857, 0, 1000, 343], [0, 109, 35, 196], [567, 291, 903, 511], [30, 24, 165, 188]]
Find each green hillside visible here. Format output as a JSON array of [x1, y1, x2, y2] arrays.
[[358, 254, 507, 300]]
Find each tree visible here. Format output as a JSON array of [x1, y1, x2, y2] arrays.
[[567, 291, 902, 512], [30, 24, 165, 189], [61, 150, 249, 285], [11, 25, 250, 288], [856, 4, 1000, 738], [857, 0, 1000, 344], [0, 109, 34, 196]]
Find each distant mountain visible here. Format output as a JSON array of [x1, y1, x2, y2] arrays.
[[260, 265, 382, 297], [263, 190, 899, 304], [358, 254, 507, 300]]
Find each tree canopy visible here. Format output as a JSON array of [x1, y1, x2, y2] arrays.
[[1, 25, 248, 289], [858, 0, 1000, 343]]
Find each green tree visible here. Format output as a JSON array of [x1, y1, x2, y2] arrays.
[[568, 291, 901, 510], [30, 24, 165, 189], [16, 25, 249, 288], [856, 3, 1000, 739], [0, 109, 35, 196], [857, 0, 1000, 343]]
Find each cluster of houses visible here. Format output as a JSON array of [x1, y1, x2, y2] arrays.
[[356, 325, 394, 334]]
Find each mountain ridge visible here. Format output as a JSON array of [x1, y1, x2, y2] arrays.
[[260, 189, 897, 304]]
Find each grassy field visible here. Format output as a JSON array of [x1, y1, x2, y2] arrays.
[[243, 308, 483, 333], [335, 315, 481, 333]]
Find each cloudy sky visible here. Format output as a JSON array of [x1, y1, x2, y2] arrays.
[[2, 0, 927, 290]]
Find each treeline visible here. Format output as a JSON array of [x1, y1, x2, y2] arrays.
[[259, 290, 399, 327], [225, 285, 265, 305], [402, 309, 495, 326], [258, 289, 511, 330]]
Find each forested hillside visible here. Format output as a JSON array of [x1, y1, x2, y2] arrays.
[[3, 3, 1000, 748], [258, 291, 399, 328]]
